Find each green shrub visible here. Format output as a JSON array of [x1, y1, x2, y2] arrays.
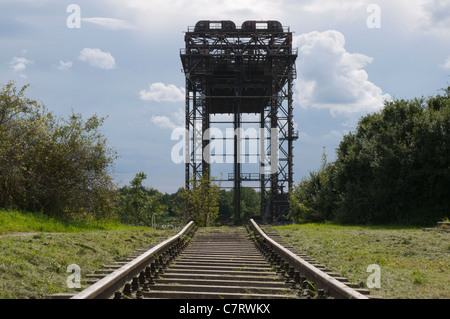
[[0, 81, 117, 220], [291, 87, 450, 225]]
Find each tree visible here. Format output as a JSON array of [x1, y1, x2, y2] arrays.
[[176, 171, 220, 227], [216, 188, 260, 224], [0, 81, 117, 220], [333, 92, 450, 224], [217, 189, 233, 224], [116, 172, 167, 227], [290, 87, 450, 225], [290, 148, 337, 223], [240, 187, 260, 220]]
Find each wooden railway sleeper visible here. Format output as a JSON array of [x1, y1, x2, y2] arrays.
[[75, 220, 367, 300], [112, 223, 198, 300], [247, 219, 367, 299]]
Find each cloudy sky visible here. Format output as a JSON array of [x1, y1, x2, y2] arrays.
[[1, 0, 449, 193]]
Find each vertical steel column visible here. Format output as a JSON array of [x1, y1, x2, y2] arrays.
[[288, 74, 294, 194], [193, 89, 199, 183], [185, 79, 191, 190], [260, 110, 265, 222], [202, 81, 210, 180], [270, 56, 278, 224], [234, 55, 242, 225]]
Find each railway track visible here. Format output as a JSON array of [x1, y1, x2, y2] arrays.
[[67, 219, 374, 300]]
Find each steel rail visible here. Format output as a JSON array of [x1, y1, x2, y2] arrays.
[[71, 221, 196, 299], [248, 219, 369, 299]]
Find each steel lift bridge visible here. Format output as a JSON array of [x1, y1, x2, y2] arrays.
[[180, 20, 298, 224]]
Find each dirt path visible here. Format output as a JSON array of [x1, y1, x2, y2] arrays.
[[0, 232, 39, 239]]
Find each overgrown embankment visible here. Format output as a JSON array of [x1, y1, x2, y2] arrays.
[[0, 209, 177, 299], [274, 223, 450, 299]]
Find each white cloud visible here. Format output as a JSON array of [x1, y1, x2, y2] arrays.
[[9, 56, 32, 72], [294, 30, 391, 117], [151, 115, 178, 130], [441, 56, 450, 70], [57, 61, 73, 71], [139, 82, 185, 102], [299, 0, 365, 15], [97, 0, 450, 40], [78, 48, 116, 70], [419, 0, 450, 30], [151, 108, 184, 130], [375, 0, 450, 38], [105, 0, 287, 33], [81, 17, 134, 30]]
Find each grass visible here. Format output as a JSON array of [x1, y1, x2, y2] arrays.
[[2, 209, 448, 299], [273, 223, 450, 299], [0, 209, 179, 299], [0, 209, 134, 234]]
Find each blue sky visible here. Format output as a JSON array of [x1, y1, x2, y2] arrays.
[[1, 0, 449, 193]]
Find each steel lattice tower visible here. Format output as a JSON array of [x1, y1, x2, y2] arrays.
[[181, 20, 298, 224]]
